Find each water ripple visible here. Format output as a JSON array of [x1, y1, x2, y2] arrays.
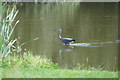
[[70, 40, 120, 47]]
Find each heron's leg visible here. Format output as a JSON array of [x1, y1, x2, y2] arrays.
[[66, 43, 69, 45], [63, 43, 66, 45]]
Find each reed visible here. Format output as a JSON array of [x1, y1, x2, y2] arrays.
[[1, 4, 19, 57]]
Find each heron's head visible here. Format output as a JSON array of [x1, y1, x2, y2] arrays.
[[56, 28, 62, 32]]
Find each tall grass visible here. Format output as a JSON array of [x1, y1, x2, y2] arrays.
[[1, 4, 19, 57], [2, 51, 59, 69], [0, 4, 39, 58]]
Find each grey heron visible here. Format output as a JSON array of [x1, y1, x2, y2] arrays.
[[56, 28, 75, 45]]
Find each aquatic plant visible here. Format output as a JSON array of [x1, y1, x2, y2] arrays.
[[1, 4, 19, 57], [0, 4, 39, 58]]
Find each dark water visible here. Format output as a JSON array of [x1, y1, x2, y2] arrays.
[[13, 2, 118, 71]]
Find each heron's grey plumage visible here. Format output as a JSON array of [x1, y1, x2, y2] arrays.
[[56, 28, 75, 45]]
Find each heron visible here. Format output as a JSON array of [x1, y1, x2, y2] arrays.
[[56, 28, 75, 45]]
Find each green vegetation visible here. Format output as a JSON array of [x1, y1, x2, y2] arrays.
[[1, 4, 19, 57], [2, 68, 118, 78], [1, 52, 118, 78], [0, 2, 2, 49], [0, 3, 19, 79], [2, 52, 58, 69]]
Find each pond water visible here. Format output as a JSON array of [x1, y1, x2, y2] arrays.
[[13, 2, 118, 71]]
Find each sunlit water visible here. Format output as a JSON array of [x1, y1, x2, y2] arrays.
[[12, 2, 119, 71]]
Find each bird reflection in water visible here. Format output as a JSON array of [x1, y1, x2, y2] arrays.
[[58, 45, 74, 59]]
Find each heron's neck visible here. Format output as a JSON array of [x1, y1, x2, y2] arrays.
[[58, 31, 62, 39]]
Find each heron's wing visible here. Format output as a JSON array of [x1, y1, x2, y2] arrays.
[[63, 38, 74, 40]]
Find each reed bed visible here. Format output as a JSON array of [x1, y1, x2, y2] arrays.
[[1, 4, 19, 57]]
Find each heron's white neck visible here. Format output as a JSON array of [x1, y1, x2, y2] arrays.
[[58, 31, 62, 39]]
